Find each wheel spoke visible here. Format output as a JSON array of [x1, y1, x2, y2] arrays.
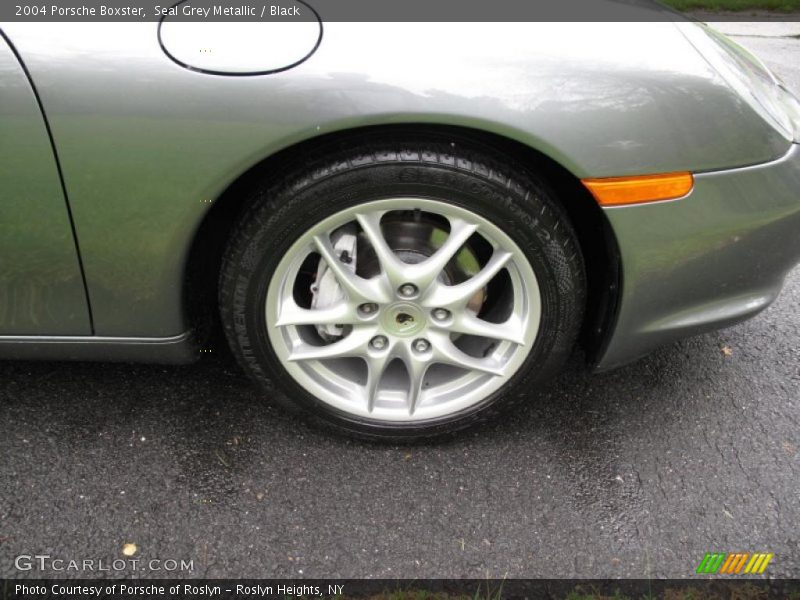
[[397, 343, 429, 416], [428, 331, 505, 376], [447, 313, 526, 345], [425, 249, 512, 307], [275, 299, 356, 327], [412, 218, 478, 288], [288, 327, 374, 362], [356, 213, 406, 285], [364, 352, 392, 412], [313, 234, 387, 303]]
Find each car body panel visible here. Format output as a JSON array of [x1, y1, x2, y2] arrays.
[[2, 22, 793, 337], [598, 143, 800, 370], [0, 22, 797, 369], [0, 34, 91, 335]]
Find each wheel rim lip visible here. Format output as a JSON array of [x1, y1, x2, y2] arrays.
[[265, 197, 542, 423]]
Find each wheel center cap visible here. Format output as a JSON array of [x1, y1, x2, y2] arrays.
[[382, 303, 425, 337]]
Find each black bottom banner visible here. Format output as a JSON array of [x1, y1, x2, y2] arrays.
[[3, 579, 800, 600]]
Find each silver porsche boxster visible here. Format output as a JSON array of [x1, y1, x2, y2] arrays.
[[1, 17, 799, 438]]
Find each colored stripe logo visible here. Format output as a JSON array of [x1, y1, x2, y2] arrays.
[[696, 553, 773, 574]]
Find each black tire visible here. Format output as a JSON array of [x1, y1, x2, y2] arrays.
[[219, 135, 586, 441]]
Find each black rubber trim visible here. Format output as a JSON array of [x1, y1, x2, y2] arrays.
[[0, 28, 96, 334], [586, 216, 623, 370], [157, 0, 323, 77]]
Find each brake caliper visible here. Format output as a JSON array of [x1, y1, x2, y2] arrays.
[[310, 228, 357, 341]]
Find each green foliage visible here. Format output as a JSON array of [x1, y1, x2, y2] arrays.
[[661, 0, 800, 12]]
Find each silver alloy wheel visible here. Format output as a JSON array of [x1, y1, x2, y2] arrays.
[[266, 198, 541, 422]]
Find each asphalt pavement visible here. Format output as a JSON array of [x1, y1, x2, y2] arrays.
[[1, 25, 799, 580]]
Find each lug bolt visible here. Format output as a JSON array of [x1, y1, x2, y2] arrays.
[[412, 339, 431, 353], [399, 283, 418, 298], [359, 303, 378, 315], [370, 335, 388, 351], [432, 308, 450, 321]]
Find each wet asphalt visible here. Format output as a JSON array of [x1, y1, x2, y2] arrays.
[[1, 28, 800, 580]]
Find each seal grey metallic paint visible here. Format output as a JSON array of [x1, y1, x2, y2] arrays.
[[0, 22, 799, 369]]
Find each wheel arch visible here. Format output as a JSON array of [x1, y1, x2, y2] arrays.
[[184, 124, 621, 365]]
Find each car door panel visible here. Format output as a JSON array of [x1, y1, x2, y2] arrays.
[[0, 33, 91, 335]]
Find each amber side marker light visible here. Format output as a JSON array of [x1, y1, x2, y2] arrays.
[[582, 172, 694, 206]]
